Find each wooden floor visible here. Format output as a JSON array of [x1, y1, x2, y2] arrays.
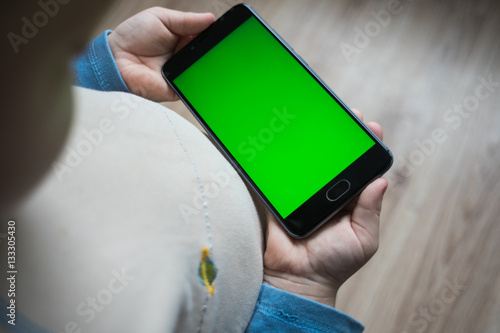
[[95, 1, 500, 332]]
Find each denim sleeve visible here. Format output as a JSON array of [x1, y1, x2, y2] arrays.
[[247, 284, 364, 333], [1, 285, 363, 332], [71, 30, 130, 93]]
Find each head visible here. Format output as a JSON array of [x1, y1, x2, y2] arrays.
[[1, 0, 115, 212]]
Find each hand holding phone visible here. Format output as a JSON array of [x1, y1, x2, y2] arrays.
[[162, 4, 393, 238], [264, 109, 388, 307], [107, 7, 215, 102]]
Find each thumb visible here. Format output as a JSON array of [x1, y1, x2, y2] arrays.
[[157, 9, 216, 36], [351, 178, 388, 238]]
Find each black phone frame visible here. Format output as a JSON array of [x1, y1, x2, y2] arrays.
[[162, 4, 393, 238]]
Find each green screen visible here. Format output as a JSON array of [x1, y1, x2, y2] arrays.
[[174, 16, 375, 218]]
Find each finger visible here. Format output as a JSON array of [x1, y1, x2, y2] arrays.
[[155, 8, 216, 36], [351, 178, 388, 239], [342, 195, 359, 212], [351, 108, 363, 121], [366, 121, 383, 141], [175, 35, 195, 53]]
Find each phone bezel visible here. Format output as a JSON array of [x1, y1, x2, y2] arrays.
[[162, 4, 393, 238]]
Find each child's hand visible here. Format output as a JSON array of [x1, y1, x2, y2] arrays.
[[263, 109, 388, 307], [108, 7, 215, 102]]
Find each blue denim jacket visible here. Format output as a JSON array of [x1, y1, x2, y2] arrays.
[[0, 31, 364, 333]]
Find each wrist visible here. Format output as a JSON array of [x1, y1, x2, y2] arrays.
[[264, 270, 338, 307]]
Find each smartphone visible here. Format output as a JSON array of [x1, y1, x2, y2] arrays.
[[162, 4, 393, 238]]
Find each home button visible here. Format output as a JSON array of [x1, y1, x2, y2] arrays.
[[326, 180, 351, 201]]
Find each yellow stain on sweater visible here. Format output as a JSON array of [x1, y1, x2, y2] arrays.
[[199, 247, 217, 296]]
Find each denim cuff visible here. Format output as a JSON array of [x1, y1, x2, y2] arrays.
[[247, 284, 365, 332], [71, 30, 130, 92]]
